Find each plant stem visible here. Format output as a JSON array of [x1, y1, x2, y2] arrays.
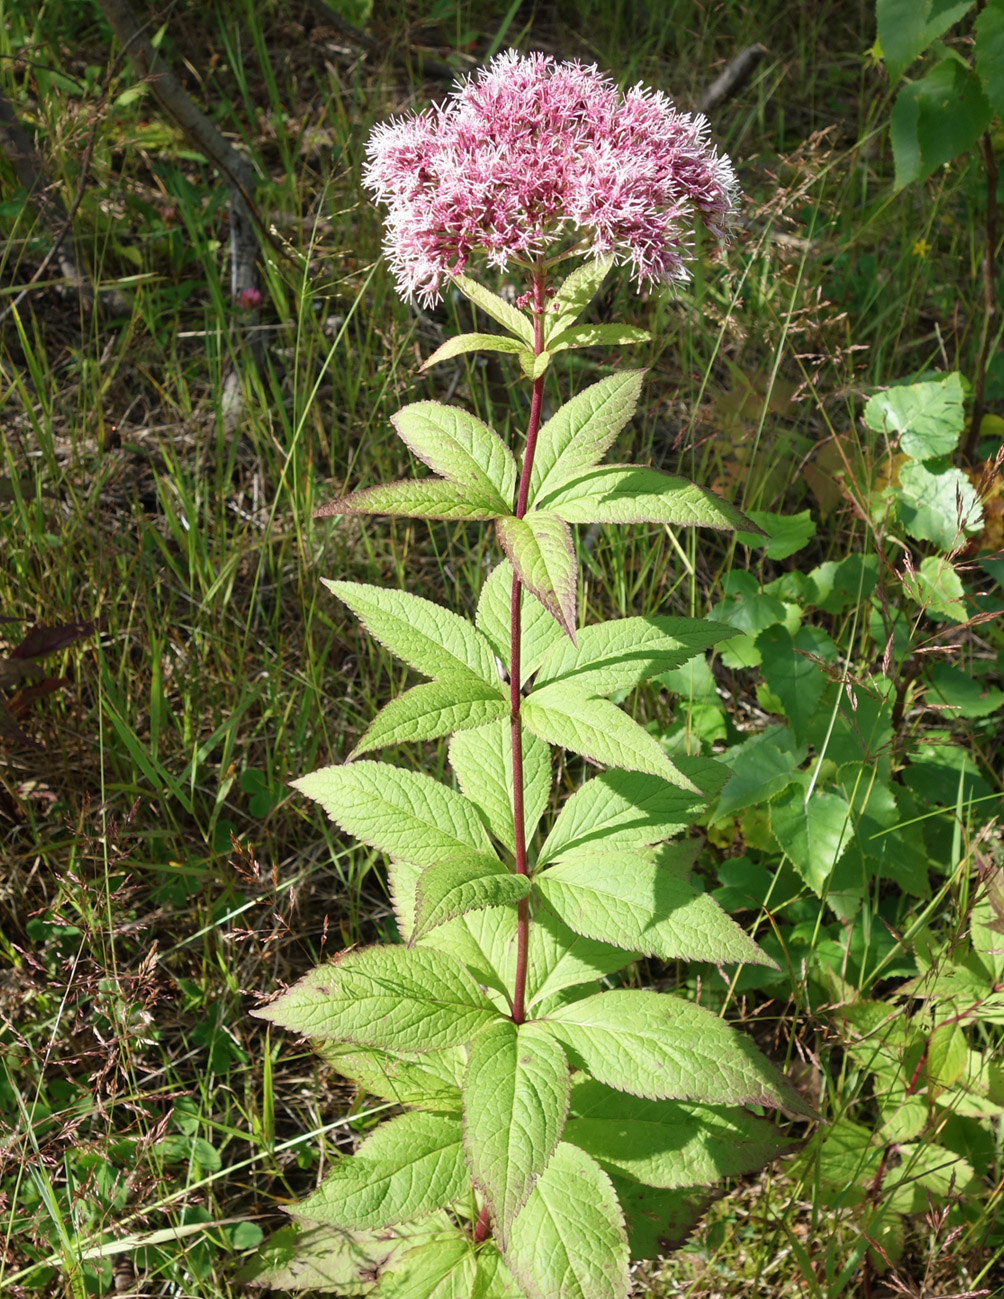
[[509, 267, 548, 1026]]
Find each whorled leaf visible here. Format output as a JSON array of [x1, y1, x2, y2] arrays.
[[543, 256, 613, 342], [316, 477, 506, 522], [476, 560, 563, 686], [546, 323, 651, 354], [537, 465, 757, 532], [319, 1042, 463, 1111], [391, 401, 516, 505], [496, 512, 578, 639], [421, 332, 529, 370], [449, 722, 552, 854], [412, 854, 531, 942], [529, 371, 645, 505], [452, 273, 535, 344], [350, 679, 507, 757]]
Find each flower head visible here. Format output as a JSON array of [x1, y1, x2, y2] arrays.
[[363, 50, 739, 305]]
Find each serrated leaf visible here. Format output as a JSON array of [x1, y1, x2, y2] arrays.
[[496, 512, 577, 638], [926, 1021, 968, 1095], [294, 761, 492, 865], [240, 1217, 453, 1293], [449, 722, 551, 853], [412, 854, 531, 942], [525, 911, 638, 1008], [537, 988, 813, 1113], [253, 945, 499, 1051], [544, 256, 613, 341], [292, 1112, 466, 1230], [898, 461, 983, 549], [536, 851, 775, 966], [529, 372, 645, 505], [452, 273, 534, 344], [504, 1143, 629, 1299], [877, 0, 973, 81], [316, 478, 505, 522], [535, 615, 736, 696], [538, 765, 715, 865], [471, 1245, 522, 1299], [372, 1232, 478, 1298], [421, 333, 528, 370], [325, 582, 501, 686], [523, 683, 699, 791], [548, 323, 651, 354], [770, 784, 852, 896], [565, 1077, 797, 1189], [890, 56, 992, 189], [902, 554, 968, 621], [463, 1020, 570, 1243], [538, 465, 755, 531], [714, 726, 805, 821], [735, 509, 816, 559], [320, 1043, 463, 1110], [519, 350, 551, 380], [477, 560, 563, 685], [609, 1178, 713, 1261], [976, 0, 1004, 110], [755, 625, 827, 745], [863, 374, 964, 459], [352, 679, 508, 757], [392, 402, 515, 506]]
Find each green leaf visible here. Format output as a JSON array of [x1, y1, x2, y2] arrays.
[[449, 722, 551, 854], [863, 373, 965, 459], [503, 1143, 629, 1299], [522, 684, 699, 791], [714, 726, 805, 821], [902, 553, 969, 621], [770, 784, 852, 896], [463, 1020, 570, 1242], [534, 615, 736, 696], [325, 582, 501, 686], [392, 402, 515, 506], [239, 1217, 454, 1294], [524, 911, 638, 1008], [253, 944, 499, 1051], [926, 664, 1004, 718], [976, 0, 1004, 111], [535, 850, 775, 966], [537, 988, 813, 1112], [412, 854, 531, 941], [496, 512, 578, 638], [421, 332, 528, 370], [734, 509, 816, 559], [320, 1043, 463, 1110], [317, 478, 505, 522], [529, 373, 644, 505], [452, 273, 535, 344], [477, 560, 564, 686], [547, 323, 651, 353], [374, 1233, 479, 1298], [890, 56, 992, 189], [292, 1112, 467, 1230], [294, 761, 493, 865], [471, 1245, 522, 1299], [539, 465, 755, 531], [756, 625, 828, 745], [565, 1077, 797, 1188], [877, 0, 974, 80], [538, 766, 715, 865], [544, 256, 613, 341], [519, 350, 552, 380], [351, 680, 507, 757], [926, 1021, 968, 1095], [609, 1179, 712, 1261]]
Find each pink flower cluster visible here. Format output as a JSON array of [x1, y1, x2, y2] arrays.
[[363, 50, 739, 305]]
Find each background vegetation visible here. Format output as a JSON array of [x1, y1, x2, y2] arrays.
[[1, 0, 1001, 1295]]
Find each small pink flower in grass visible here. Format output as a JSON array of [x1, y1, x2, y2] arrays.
[[363, 50, 739, 305]]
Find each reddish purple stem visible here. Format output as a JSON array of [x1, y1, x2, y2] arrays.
[[509, 270, 547, 1026]]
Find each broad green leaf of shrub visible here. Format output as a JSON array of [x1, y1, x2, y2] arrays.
[[477, 560, 564, 686], [902, 554, 969, 621], [392, 402, 517, 503], [770, 783, 852, 896], [536, 466, 756, 531], [535, 849, 774, 966], [735, 508, 816, 559], [522, 684, 699, 790], [325, 582, 502, 686], [534, 615, 736, 696], [351, 679, 508, 756], [714, 726, 805, 821], [975, 0, 1004, 110], [863, 373, 964, 459], [496, 512, 578, 638], [503, 1143, 629, 1299], [295, 761, 493, 865], [412, 855, 531, 941], [463, 1021, 570, 1243], [564, 1077, 797, 1188], [290, 1112, 467, 1230], [611, 1178, 712, 1261], [890, 54, 993, 189], [926, 663, 1004, 718], [877, 0, 974, 81], [756, 625, 829, 744], [450, 723, 551, 853], [537, 988, 813, 1112], [528, 372, 644, 504], [253, 945, 499, 1051], [926, 1021, 968, 1095]]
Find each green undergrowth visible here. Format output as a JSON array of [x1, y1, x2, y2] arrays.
[[1, 0, 1001, 1295]]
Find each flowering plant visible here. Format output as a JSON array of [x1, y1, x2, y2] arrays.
[[248, 52, 808, 1298]]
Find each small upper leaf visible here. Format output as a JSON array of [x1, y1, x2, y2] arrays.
[[452, 273, 535, 344], [392, 402, 516, 505], [253, 945, 500, 1052], [421, 333, 529, 370], [496, 512, 578, 640], [350, 679, 507, 757], [538, 465, 756, 531], [529, 372, 644, 505], [544, 256, 613, 342]]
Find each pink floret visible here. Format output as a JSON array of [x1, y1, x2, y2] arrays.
[[362, 50, 739, 305]]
